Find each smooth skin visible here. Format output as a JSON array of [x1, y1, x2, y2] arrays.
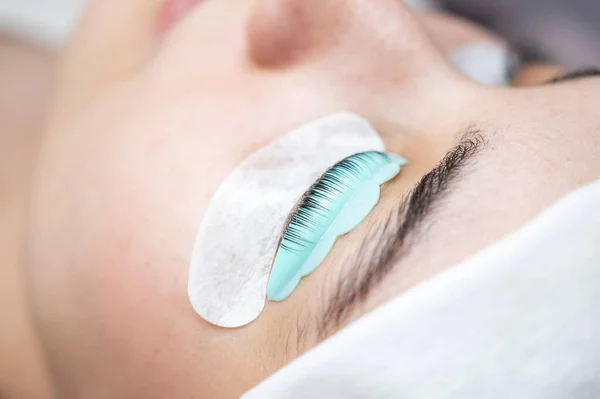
[[0, 34, 56, 399], [1, 0, 597, 398]]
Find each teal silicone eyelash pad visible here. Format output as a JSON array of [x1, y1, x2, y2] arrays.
[[267, 152, 407, 302], [188, 113, 387, 328]]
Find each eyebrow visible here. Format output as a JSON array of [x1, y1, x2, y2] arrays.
[[317, 128, 489, 338], [310, 67, 600, 338]]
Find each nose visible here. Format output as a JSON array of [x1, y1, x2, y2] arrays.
[[246, 0, 449, 76], [245, 0, 474, 155]]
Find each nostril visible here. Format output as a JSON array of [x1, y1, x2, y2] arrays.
[[246, 0, 342, 69]]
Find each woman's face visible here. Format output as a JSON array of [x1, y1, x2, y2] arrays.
[[30, 0, 600, 397]]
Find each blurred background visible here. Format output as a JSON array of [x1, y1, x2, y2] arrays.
[[0, 0, 599, 397], [445, 0, 600, 68]]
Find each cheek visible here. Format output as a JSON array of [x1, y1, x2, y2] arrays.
[[35, 225, 247, 398], [32, 171, 201, 397], [30, 87, 298, 396], [31, 69, 367, 395], [30, 111, 246, 398]]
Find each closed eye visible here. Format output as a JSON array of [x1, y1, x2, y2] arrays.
[[546, 68, 600, 84]]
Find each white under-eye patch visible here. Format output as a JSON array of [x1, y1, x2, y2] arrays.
[[188, 113, 385, 328]]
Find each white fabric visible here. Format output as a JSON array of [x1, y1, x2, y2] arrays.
[[189, 114, 385, 328], [244, 179, 600, 398], [0, 0, 87, 47]]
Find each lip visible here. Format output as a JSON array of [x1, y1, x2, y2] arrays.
[[159, 0, 202, 34]]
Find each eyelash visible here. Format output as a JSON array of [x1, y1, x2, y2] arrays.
[[280, 151, 396, 253], [548, 68, 600, 84]]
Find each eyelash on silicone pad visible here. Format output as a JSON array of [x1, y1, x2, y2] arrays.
[[280, 151, 395, 253]]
